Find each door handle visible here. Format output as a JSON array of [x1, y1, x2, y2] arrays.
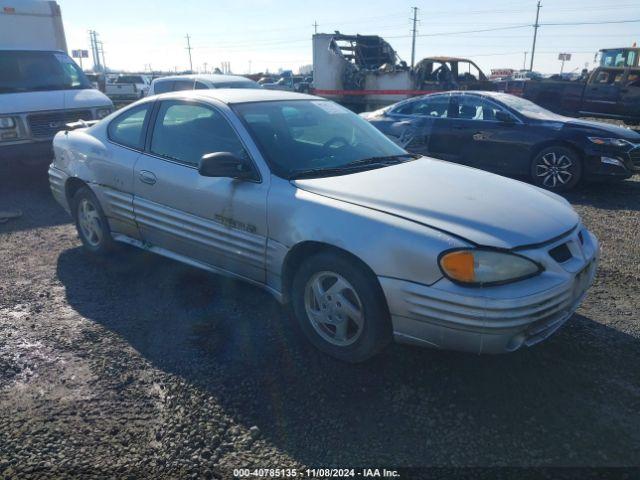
[[138, 170, 156, 185], [452, 125, 466, 130], [473, 132, 489, 141]]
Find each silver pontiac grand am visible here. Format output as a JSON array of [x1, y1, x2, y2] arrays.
[[49, 89, 598, 362]]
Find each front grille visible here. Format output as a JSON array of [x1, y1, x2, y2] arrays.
[[549, 243, 572, 263], [28, 110, 93, 138]]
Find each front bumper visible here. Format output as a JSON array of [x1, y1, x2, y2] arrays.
[[583, 144, 639, 179], [380, 227, 599, 354], [0, 140, 53, 163]]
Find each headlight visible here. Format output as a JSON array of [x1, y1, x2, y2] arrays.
[[0, 117, 16, 129], [96, 108, 113, 119], [439, 249, 543, 286], [588, 137, 630, 148]]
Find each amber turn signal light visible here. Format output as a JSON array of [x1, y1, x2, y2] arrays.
[[440, 250, 475, 283]]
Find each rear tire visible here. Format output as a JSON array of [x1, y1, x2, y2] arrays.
[[71, 186, 114, 255], [531, 146, 582, 192], [291, 251, 392, 363]]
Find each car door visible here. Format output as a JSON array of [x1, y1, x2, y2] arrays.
[[581, 68, 624, 117], [431, 93, 468, 164], [620, 71, 640, 121], [382, 95, 451, 157], [446, 94, 528, 173], [95, 102, 154, 241], [133, 99, 269, 283]]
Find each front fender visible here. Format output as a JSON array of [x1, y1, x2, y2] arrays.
[[266, 176, 469, 292]]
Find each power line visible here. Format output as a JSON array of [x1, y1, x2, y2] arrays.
[[386, 24, 531, 39], [540, 18, 640, 26]]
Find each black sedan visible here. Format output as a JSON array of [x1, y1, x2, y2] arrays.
[[362, 91, 640, 191]]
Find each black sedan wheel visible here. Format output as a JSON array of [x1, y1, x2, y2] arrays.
[[531, 146, 582, 192]]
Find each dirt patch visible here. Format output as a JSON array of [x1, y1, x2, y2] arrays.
[[1, 167, 639, 478]]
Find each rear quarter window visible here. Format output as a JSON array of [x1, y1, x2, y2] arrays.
[[107, 104, 152, 150]]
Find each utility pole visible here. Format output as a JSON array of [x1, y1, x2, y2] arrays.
[[89, 30, 104, 72], [98, 40, 106, 71], [313, 21, 318, 34], [185, 34, 193, 72], [523, 51, 528, 70], [529, 0, 541, 71], [410, 7, 418, 68], [203, 61, 208, 74]]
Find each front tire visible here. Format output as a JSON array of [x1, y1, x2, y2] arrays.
[[531, 146, 582, 192], [72, 186, 114, 255], [291, 252, 392, 363]]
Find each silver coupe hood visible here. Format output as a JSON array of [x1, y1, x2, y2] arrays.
[[293, 157, 579, 249]]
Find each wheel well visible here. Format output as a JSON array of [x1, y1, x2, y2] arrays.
[[281, 241, 387, 309], [65, 177, 89, 205], [530, 141, 584, 166]]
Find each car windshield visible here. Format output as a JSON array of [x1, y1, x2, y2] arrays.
[[0, 51, 91, 94], [494, 93, 565, 120], [233, 100, 410, 178]]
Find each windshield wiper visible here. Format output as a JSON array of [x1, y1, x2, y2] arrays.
[[289, 153, 419, 179], [341, 153, 420, 168]]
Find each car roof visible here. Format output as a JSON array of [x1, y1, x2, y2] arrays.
[[152, 74, 256, 86], [153, 88, 321, 104], [406, 90, 510, 100]]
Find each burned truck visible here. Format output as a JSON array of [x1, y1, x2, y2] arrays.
[[312, 32, 494, 111]]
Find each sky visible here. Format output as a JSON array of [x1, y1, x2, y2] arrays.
[[59, 0, 640, 75]]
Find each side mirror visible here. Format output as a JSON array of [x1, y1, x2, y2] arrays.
[[495, 110, 515, 123], [198, 152, 256, 180]]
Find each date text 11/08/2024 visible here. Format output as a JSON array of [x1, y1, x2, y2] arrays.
[[233, 468, 401, 478]]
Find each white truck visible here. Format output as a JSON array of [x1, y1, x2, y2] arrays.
[[0, 0, 113, 165], [105, 74, 151, 101]]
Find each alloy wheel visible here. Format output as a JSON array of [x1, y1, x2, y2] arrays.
[[304, 271, 365, 347], [535, 151, 574, 189], [77, 198, 103, 247]]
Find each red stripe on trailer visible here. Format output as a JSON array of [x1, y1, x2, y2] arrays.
[[312, 89, 439, 96]]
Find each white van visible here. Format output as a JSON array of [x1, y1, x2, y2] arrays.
[[0, 1, 113, 165]]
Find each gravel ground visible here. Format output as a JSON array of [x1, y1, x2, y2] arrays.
[[1, 164, 639, 479]]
